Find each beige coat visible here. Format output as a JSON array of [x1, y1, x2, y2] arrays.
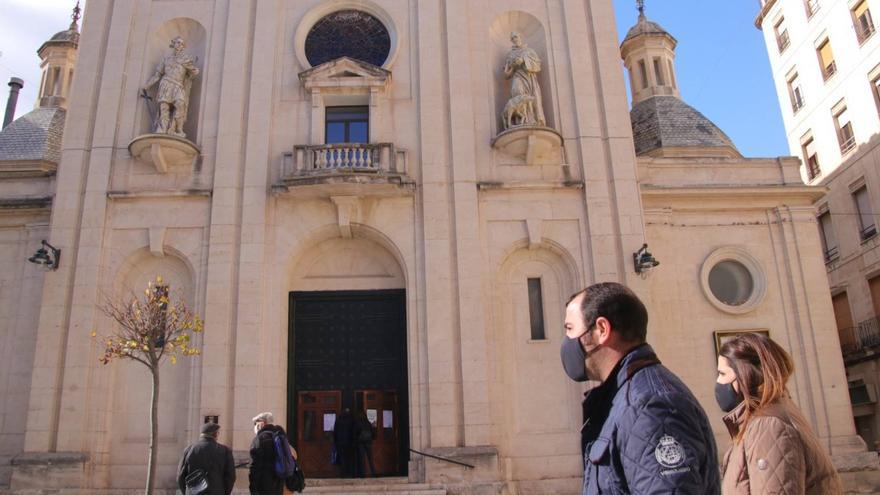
[[720, 397, 842, 494]]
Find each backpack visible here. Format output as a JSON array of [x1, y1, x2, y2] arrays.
[[272, 430, 297, 478]]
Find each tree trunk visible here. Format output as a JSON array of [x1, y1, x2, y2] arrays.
[[145, 367, 160, 495]]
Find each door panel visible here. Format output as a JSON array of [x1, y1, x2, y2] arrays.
[[297, 391, 341, 478], [357, 390, 399, 476]]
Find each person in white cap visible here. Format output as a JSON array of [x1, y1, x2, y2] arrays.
[[249, 412, 298, 495]]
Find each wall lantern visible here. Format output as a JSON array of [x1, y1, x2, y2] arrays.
[[28, 240, 61, 271], [633, 243, 659, 276]]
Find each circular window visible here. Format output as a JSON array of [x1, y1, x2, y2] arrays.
[[700, 247, 766, 314], [708, 261, 754, 306], [304, 10, 391, 67]]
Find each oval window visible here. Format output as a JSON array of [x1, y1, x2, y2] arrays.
[[708, 260, 754, 306], [304, 10, 391, 67]]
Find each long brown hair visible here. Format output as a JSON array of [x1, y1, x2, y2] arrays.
[[720, 333, 794, 441]]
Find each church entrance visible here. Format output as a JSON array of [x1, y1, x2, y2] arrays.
[[288, 290, 408, 478]]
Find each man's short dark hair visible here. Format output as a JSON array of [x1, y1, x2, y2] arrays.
[[569, 282, 648, 343]]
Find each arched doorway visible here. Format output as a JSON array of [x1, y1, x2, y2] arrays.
[[287, 236, 408, 478]]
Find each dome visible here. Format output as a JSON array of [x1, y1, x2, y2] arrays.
[[623, 13, 676, 45], [630, 96, 739, 157], [50, 28, 80, 44], [0, 107, 67, 164]]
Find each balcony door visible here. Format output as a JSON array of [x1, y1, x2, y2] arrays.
[[326, 106, 369, 144]]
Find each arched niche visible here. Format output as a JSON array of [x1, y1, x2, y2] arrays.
[[489, 243, 580, 479], [106, 248, 196, 488], [140, 17, 207, 142], [489, 11, 555, 133]]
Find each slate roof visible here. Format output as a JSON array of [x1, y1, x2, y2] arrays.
[[0, 107, 67, 164], [630, 96, 739, 156]]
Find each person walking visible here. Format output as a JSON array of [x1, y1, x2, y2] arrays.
[[354, 411, 377, 478], [249, 412, 287, 495], [560, 282, 720, 494], [716, 333, 842, 494], [177, 422, 236, 495], [333, 408, 356, 477]]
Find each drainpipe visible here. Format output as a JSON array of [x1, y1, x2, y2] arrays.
[[3, 77, 24, 129]]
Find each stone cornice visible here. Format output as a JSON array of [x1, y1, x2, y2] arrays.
[[641, 184, 826, 210], [755, 0, 778, 29]]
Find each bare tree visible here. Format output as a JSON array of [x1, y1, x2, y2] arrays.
[[93, 276, 203, 495]]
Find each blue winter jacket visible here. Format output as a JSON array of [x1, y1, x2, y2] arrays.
[[581, 344, 720, 495]]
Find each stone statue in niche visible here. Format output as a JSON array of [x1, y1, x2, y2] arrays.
[[141, 36, 200, 138], [502, 32, 546, 129]]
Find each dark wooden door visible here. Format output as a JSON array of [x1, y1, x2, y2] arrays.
[[296, 391, 341, 478], [289, 290, 408, 477], [356, 389, 399, 476]]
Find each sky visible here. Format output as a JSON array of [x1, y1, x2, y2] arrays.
[[0, 0, 790, 157]]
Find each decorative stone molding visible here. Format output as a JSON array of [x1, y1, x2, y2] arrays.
[[491, 126, 563, 165], [128, 133, 200, 173], [331, 196, 359, 239], [526, 219, 543, 250], [149, 226, 166, 257], [700, 246, 767, 315]]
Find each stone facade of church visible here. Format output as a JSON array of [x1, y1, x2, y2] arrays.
[[0, 1, 876, 493]]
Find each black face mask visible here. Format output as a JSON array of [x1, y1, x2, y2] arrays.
[[561, 335, 589, 382], [715, 381, 744, 412]]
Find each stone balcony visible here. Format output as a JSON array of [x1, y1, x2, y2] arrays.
[[273, 143, 414, 198]]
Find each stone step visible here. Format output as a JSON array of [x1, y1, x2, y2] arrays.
[[294, 477, 446, 494]]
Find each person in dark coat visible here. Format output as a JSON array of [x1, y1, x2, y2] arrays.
[[353, 411, 376, 478], [560, 283, 719, 495], [177, 422, 236, 495], [249, 412, 285, 495], [332, 408, 356, 477]]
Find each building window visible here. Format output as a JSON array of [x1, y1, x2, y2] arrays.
[[774, 17, 791, 52], [818, 210, 838, 262], [853, 0, 876, 44], [653, 58, 665, 85], [805, 0, 820, 18], [304, 10, 391, 67], [787, 71, 805, 113], [325, 106, 369, 144], [527, 278, 546, 341], [854, 185, 877, 241], [849, 379, 876, 405], [817, 38, 837, 80], [638, 59, 648, 89], [802, 134, 820, 180], [871, 71, 880, 117], [833, 102, 856, 154], [708, 260, 755, 307]]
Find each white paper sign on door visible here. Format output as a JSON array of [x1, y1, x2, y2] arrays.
[[367, 409, 378, 426], [383, 410, 393, 428], [323, 413, 336, 432]]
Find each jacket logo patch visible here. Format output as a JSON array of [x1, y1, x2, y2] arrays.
[[654, 435, 686, 469]]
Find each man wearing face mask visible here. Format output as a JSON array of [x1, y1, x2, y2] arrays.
[[561, 282, 719, 494]]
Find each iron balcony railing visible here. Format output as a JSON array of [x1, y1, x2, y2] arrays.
[[840, 135, 857, 155], [841, 317, 880, 356], [777, 31, 791, 52], [281, 143, 406, 178], [823, 245, 839, 264], [823, 61, 837, 80], [860, 224, 877, 242]]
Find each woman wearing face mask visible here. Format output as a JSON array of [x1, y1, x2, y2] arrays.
[[716, 333, 842, 494]]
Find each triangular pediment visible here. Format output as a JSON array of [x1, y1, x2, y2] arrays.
[[299, 56, 391, 90]]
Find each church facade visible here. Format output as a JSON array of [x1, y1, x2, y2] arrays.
[[0, 1, 875, 493]]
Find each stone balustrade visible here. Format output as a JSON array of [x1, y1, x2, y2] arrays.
[[282, 143, 405, 178]]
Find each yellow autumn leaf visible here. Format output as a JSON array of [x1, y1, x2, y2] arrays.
[[170, 355, 177, 365]]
